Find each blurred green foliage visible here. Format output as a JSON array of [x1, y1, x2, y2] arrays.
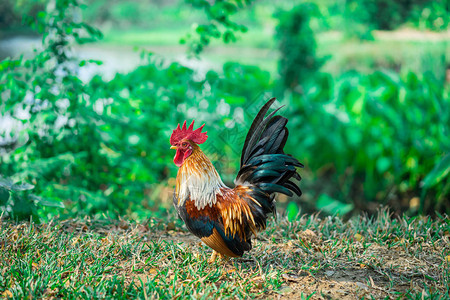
[[0, 176, 38, 221], [2, 0, 448, 33], [343, 0, 449, 32], [181, 0, 255, 55], [274, 3, 327, 90], [0, 0, 449, 222], [286, 71, 449, 215]]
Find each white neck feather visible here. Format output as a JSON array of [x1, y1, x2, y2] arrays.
[[176, 149, 226, 210]]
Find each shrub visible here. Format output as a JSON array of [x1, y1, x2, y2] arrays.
[[287, 71, 449, 215], [274, 3, 326, 90]]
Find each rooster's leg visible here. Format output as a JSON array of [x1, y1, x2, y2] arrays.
[[208, 250, 218, 263], [208, 251, 226, 263]]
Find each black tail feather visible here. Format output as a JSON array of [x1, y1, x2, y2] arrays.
[[240, 98, 276, 166], [262, 116, 287, 154], [236, 98, 303, 230], [241, 105, 285, 166], [285, 180, 302, 196]]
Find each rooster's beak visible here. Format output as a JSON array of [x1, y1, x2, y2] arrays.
[[170, 146, 177, 150]]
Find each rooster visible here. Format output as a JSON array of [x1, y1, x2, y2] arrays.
[[170, 98, 303, 262]]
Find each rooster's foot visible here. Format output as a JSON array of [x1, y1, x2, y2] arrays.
[[208, 250, 225, 263]]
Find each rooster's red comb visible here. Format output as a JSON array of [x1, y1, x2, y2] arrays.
[[170, 120, 208, 145]]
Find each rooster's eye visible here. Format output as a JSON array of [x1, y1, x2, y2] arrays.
[[182, 142, 188, 147]]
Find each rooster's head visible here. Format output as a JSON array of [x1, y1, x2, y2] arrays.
[[170, 120, 208, 167]]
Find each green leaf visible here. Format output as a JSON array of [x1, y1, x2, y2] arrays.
[[223, 31, 236, 43], [11, 195, 37, 221], [0, 187, 10, 206], [422, 153, 450, 189], [11, 182, 35, 192], [316, 194, 353, 215], [30, 195, 65, 208], [376, 157, 391, 173], [0, 176, 13, 190], [286, 202, 299, 221], [351, 93, 365, 115], [225, 96, 246, 105], [88, 59, 103, 66]]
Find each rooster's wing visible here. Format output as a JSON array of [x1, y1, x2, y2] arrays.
[[174, 187, 255, 257]]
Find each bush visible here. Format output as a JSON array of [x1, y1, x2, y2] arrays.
[[274, 3, 326, 90], [287, 71, 449, 215], [343, 0, 449, 32]]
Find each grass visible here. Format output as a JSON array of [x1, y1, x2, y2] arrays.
[[1, 209, 449, 299]]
